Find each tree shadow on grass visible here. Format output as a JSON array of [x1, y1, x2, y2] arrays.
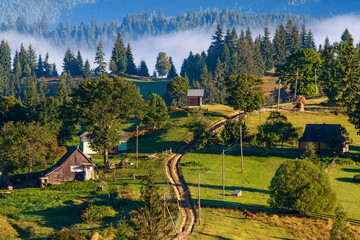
[[335, 177, 356, 183], [189, 183, 269, 194], [341, 168, 360, 173], [197, 232, 233, 240], [199, 199, 272, 213]]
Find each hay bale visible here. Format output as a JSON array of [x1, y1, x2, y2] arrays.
[[90, 232, 99, 240]]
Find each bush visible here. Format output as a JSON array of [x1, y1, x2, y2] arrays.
[[180, 161, 204, 167], [269, 160, 336, 215], [48, 229, 83, 240], [81, 204, 116, 223], [354, 174, 360, 183]]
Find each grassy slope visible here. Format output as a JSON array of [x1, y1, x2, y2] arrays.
[[190, 208, 295, 240]]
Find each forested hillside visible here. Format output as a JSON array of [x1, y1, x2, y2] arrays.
[[0, 9, 311, 50], [0, 0, 96, 23]]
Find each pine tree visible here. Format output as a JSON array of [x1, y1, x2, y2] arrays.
[[52, 63, 59, 77], [83, 59, 92, 79], [199, 64, 217, 103], [337, 35, 360, 112], [57, 77, 68, 104], [254, 35, 265, 76], [94, 41, 107, 76], [273, 24, 287, 65], [19, 44, 28, 77], [307, 30, 317, 50], [27, 44, 37, 75], [152, 69, 157, 78], [329, 206, 352, 239], [125, 43, 137, 75], [341, 28, 352, 43], [130, 173, 170, 239], [62, 48, 75, 74], [261, 27, 274, 70], [138, 59, 149, 77], [290, 24, 301, 54], [285, 18, 294, 54], [37, 78, 47, 99], [109, 33, 127, 75], [166, 57, 178, 79], [23, 78, 39, 121], [224, 27, 238, 55], [207, 24, 224, 71], [300, 24, 308, 49], [0, 40, 11, 96], [43, 53, 52, 77], [213, 58, 226, 103], [36, 54, 44, 78], [75, 50, 84, 76]]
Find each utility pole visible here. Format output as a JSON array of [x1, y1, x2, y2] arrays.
[[163, 194, 166, 236], [259, 103, 262, 125], [136, 125, 139, 168], [294, 67, 299, 100], [222, 149, 225, 199], [198, 172, 201, 224], [277, 79, 281, 111], [314, 68, 317, 98], [240, 124, 244, 173]]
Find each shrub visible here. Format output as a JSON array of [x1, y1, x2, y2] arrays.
[[354, 174, 360, 183], [269, 160, 336, 215], [180, 161, 204, 167], [81, 204, 116, 223], [48, 229, 83, 240]]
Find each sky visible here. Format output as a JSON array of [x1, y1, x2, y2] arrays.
[[1, 14, 360, 74]]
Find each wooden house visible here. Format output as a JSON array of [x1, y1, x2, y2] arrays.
[[40, 147, 96, 187], [298, 124, 349, 154], [0, 172, 12, 190], [187, 89, 204, 107], [79, 132, 129, 154]]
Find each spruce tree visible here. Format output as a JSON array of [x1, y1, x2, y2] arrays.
[[224, 27, 238, 55], [261, 27, 274, 70], [166, 57, 178, 79], [143, 93, 169, 130], [300, 24, 308, 49], [94, 41, 107, 76], [285, 18, 294, 54], [83, 59, 92, 79], [36, 54, 44, 77], [23, 78, 39, 121], [138, 60, 149, 77], [27, 44, 37, 75], [37, 78, 47, 99], [75, 50, 84, 76], [207, 24, 224, 71], [125, 43, 137, 75], [254, 35, 265, 76], [273, 24, 287, 65], [109, 33, 127, 75], [213, 58, 226, 103], [19, 44, 28, 77], [0, 40, 11, 96], [52, 63, 59, 77], [337, 35, 360, 112], [152, 69, 157, 78], [130, 173, 170, 239], [43, 53, 52, 77], [62, 48, 75, 74], [290, 24, 301, 54], [307, 30, 317, 50], [341, 28, 352, 43], [57, 77, 68, 104]]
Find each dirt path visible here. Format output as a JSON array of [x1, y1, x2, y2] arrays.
[[165, 111, 241, 239]]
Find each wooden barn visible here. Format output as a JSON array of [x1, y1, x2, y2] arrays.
[[40, 147, 96, 187], [298, 124, 349, 154], [79, 131, 129, 154], [187, 89, 204, 107], [0, 172, 12, 190]]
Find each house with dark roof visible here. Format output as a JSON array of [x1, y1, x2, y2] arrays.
[[79, 131, 129, 154], [39, 147, 96, 187], [187, 89, 204, 107], [298, 124, 349, 154], [0, 172, 12, 190]]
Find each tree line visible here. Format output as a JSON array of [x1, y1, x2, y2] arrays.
[[177, 19, 316, 104], [0, 9, 311, 49]]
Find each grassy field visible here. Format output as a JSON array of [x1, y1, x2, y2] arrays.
[[245, 110, 360, 146], [180, 152, 360, 220], [190, 208, 295, 240]]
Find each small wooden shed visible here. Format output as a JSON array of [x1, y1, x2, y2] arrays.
[[298, 124, 349, 154], [0, 172, 12, 190], [187, 89, 204, 107], [40, 147, 96, 187]]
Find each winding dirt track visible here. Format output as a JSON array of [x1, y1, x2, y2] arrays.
[[165, 111, 240, 239]]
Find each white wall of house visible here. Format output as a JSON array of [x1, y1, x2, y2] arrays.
[[80, 140, 97, 154]]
